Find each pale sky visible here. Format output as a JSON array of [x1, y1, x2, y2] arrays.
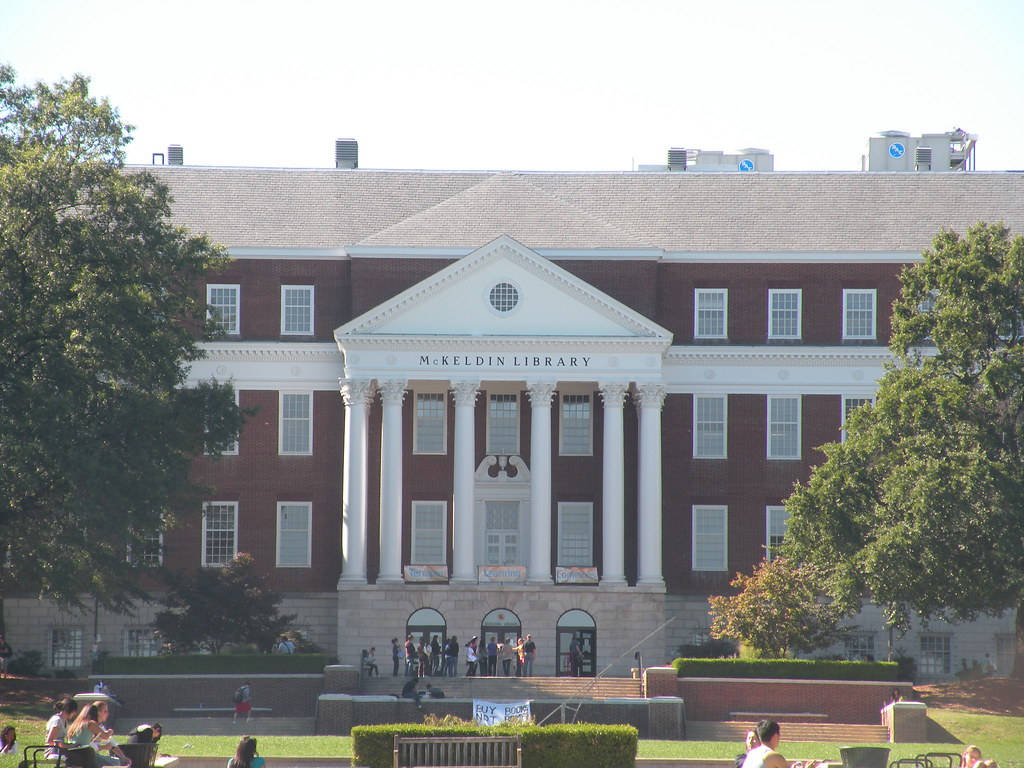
[[3, 0, 1023, 172]]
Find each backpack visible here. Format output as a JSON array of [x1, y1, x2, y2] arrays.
[[233, 687, 244, 703]]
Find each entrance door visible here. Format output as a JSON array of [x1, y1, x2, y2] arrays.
[[556, 609, 596, 677], [485, 501, 520, 565]]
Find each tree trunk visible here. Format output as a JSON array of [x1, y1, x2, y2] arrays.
[[1014, 596, 1024, 679]]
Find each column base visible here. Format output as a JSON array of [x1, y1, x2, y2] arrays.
[[527, 576, 553, 585], [336, 575, 368, 589], [599, 576, 627, 587], [375, 575, 404, 585], [636, 576, 666, 590], [450, 575, 477, 585]]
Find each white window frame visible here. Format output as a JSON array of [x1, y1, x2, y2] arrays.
[[692, 505, 728, 572], [765, 505, 789, 561], [127, 531, 164, 566], [202, 501, 238, 567], [51, 627, 83, 669], [694, 288, 728, 339], [484, 499, 521, 566], [276, 501, 312, 567], [413, 391, 447, 455], [123, 627, 159, 657], [841, 396, 874, 442], [843, 632, 876, 662], [919, 634, 952, 676], [768, 288, 802, 340], [279, 391, 313, 455], [843, 289, 877, 340], [207, 284, 240, 335], [559, 393, 593, 456], [767, 396, 801, 459], [486, 391, 520, 455], [557, 501, 594, 566], [693, 395, 727, 459], [411, 500, 448, 565], [280, 285, 314, 335]]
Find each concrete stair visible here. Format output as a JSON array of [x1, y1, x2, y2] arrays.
[[357, 674, 643, 700], [137, 716, 316, 736], [687, 721, 890, 744]]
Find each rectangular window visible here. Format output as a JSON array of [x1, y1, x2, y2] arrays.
[[767, 396, 801, 459], [765, 505, 789, 561], [485, 500, 520, 565], [123, 628, 159, 657], [128, 531, 163, 566], [844, 633, 876, 662], [695, 289, 728, 339], [842, 396, 873, 441], [281, 285, 314, 335], [693, 395, 727, 458], [202, 501, 238, 567], [560, 394, 592, 455], [277, 502, 312, 567], [768, 289, 802, 339], [411, 501, 447, 565], [414, 392, 447, 454], [280, 392, 312, 454], [843, 289, 877, 340], [486, 393, 519, 454], [207, 284, 240, 335], [920, 635, 952, 675], [51, 628, 83, 669], [692, 505, 728, 571], [558, 502, 593, 566]]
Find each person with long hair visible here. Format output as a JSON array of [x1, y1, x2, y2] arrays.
[[44, 696, 78, 757], [228, 736, 265, 768], [0, 725, 17, 755], [66, 700, 131, 766]]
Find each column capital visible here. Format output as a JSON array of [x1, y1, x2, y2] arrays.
[[378, 379, 408, 404], [598, 382, 629, 405], [451, 380, 481, 407], [635, 383, 667, 409], [339, 378, 374, 407], [526, 381, 557, 405]]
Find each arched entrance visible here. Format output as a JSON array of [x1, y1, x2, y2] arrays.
[[406, 607, 446, 648], [480, 608, 522, 646], [556, 609, 596, 677]]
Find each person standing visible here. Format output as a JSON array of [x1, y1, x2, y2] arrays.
[[499, 639, 515, 676], [465, 636, 478, 676], [0, 634, 13, 678], [485, 636, 499, 676], [444, 636, 459, 677], [430, 635, 442, 675], [523, 634, 536, 677], [569, 636, 583, 677], [233, 681, 253, 723], [404, 635, 416, 677], [391, 638, 401, 677]]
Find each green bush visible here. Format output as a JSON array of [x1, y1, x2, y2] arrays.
[[96, 653, 332, 674], [353, 723, 637, 768], [9, 650, 45, 676], [672, 657, 898, 681]]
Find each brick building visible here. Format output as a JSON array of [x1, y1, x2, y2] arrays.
[[8, 138, 1022, 679]]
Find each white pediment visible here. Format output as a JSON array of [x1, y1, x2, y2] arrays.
[[336, 236, 670, 341]]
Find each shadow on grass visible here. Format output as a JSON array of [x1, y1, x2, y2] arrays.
[[926, 718, 961, 744]]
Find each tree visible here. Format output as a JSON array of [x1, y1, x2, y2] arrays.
[[783, 222, 1024, 675], [708, 557, 845, 658], [154, 554, 296, 653], [0, 66, 243, 619]]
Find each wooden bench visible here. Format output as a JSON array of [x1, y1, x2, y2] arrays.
[[393, 735, 522, 768]]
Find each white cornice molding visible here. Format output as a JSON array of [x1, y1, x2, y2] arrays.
[[663, 251, 921, 263], [346, 245, 665, 261], [227, 247, 349, 260], [666, 344, 894, 363], [197, 341, 340, 363], [338, 335, 671, 353]]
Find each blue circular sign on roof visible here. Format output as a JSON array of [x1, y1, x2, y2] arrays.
[[888, 142, 906, 159], [738, 159, 754, 172]]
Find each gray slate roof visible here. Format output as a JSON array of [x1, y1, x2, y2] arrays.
[[143, 166, 1024, 253]]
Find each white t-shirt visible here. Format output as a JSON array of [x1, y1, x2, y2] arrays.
[[742, 744, 784, 768]]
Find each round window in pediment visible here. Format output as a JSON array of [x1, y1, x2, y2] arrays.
[[489, 282, 519, 313]]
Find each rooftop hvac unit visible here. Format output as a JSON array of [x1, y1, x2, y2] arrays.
[[335, 138, 358, 169], [667, 147, 687, 171], [915, 146, 932, 171], [167, 145, 183, 166]]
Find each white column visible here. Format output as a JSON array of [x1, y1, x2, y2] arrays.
[[339, 378, 374, 583], [527, 381, 556, 583], [599, 382, 628, 584], [378, 379, 406, 583], [451, 381, 480, 583], [636, 383, 666, 586]]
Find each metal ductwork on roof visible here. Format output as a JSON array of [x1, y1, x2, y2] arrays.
[[335, 138, 358, 169], [667, 147, 688, 172], [167, 145, 184, 166]]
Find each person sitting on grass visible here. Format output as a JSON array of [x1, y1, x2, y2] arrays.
[[228, 736, 265, 768], [735, 728, 761, 768], [961, 746, 983, 768], [0, 725, 17, 755]]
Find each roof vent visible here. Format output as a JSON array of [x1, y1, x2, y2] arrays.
[[335, 138, 358, 169], [667, 147, 687, 171], [167, 145, 183, 166], [915, 145, 933, 171]]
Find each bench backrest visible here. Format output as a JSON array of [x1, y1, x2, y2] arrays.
[[394, 735, 522, 768]]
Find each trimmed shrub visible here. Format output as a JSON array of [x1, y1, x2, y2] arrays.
[[672, 657, 898, 681], [353, 723, 637, 768], [95, 653, 332, 674]]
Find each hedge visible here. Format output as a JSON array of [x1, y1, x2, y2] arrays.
[[672, 657, 899, 681], [95, 653, 333, 674], [352, 723, 638, 768]]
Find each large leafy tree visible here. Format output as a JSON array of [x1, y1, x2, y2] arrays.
[[0, 66, 242, 619], [784, 222, 1024, 675], [154, 554, 296, 654], [708, 557, 845, 658]]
